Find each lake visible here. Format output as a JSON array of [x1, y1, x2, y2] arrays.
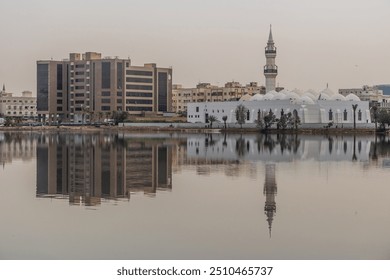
[[0, 131, 389, 259]]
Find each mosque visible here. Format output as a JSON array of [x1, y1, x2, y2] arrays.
[[187, 27, 371, 125]]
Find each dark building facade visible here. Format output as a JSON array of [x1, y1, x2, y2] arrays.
[[37, 52, 173, 123]]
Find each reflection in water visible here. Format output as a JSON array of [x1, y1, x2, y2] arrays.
[[35, 133, 173, 206], [264, 164, 277, 238], [2, 131, 390, 259]]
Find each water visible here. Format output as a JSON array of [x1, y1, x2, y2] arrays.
[[0, 131, 389, 260]]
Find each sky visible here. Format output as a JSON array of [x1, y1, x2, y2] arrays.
[[0, 0, 389, 95]]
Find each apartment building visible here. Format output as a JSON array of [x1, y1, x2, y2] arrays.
[[172, 82, 266, 114], [37, 52, 172, 123], [339, 85, 390, 109], [0, 86, 37, 119]]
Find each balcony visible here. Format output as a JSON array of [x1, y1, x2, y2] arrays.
[[265, 49, 276, 54]]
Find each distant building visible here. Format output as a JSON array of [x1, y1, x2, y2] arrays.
[[0, 85, 37, 119], [172, 82, 276, 114], [375, 84, 390, 96], [37, 52, 172, 123], [339, 85, 390, 109]]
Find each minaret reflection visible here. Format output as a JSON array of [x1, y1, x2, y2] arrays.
[[36, 133, 172, 206], [264, 163, 277, 238]]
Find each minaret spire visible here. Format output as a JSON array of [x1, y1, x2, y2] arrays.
[[2, 84, 5, 92], [268, 24, 273, 43], [264, 25, 278, 93]]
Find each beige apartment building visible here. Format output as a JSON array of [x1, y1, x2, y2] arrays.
[[0, 85, 37, 119], [172, 82, 266, 114], [339, 85, 390, 109], [37, 52, 172, 123]]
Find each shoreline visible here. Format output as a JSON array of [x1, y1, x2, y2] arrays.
[[0, 125, 384, 135]]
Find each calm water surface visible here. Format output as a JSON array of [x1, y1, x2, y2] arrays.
[[0, 131, 389, 259]]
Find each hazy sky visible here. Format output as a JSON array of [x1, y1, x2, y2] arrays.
[[0, 0, 389, 94]]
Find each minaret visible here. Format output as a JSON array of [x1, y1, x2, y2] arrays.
[[264, 163, 277, 238], [264, 25, 278, 93]]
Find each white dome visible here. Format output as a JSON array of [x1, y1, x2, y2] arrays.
[[330, 93, 346, 101], [306, 89, 318, 96], [249, 93, 264, 101], [345, 94, 360, 101], [318, 93, 330, 100], [273, 92, 288, 100], [320, 87, 335, 96], [263, 92, 275, 100], [285, 91, 300, 100], [239, 93, 252, 101], [292, 88, 304, 95], [299, 96, 315, 104], [302, 92, 317, 101]]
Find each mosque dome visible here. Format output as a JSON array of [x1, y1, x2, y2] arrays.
[[263, 92, 275, 100], [330, 93, 346, 101], [285, 91, 300, 100], [345, 94, 360, 101], [318, 93, 330, 100], [239, 93, 252, 101], [249, 93, 264, 101], [302, 92, 317, 101], [299, 96, 315, 104], [306, 89, 319, 96], [320, 87, 335, 96], [292, 88, 304, 95], [273, 92, 287, 100]]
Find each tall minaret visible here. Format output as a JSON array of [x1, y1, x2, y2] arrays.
[[264, 25, 278, 93], [264, 163, 277, 238]]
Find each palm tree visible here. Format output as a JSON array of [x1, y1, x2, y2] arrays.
[[208, 115, 218, 128], [352, 104, 358, 129], [235, 104, 248, 128], [222, 115, 228, 130]]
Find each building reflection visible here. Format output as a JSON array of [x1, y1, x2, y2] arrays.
[[36, 133, 173, 206], [0, 132, 37, 167], [264, 164, 277, 238]]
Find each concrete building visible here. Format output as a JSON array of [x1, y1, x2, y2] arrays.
[[172, 82, 274, 114], [187, 90, 371, 125], [37, 52, 172, 123], [0, 85, 37, 119], [339, 85, 390, 109]]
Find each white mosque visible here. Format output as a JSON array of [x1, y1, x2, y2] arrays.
[[187, 27, 371, 125]]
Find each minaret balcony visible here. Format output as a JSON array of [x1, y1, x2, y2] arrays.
[[264, 65, 278, 74], [265, 49, 276, 54]]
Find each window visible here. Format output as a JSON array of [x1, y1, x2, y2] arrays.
[[126, 77, 153, 83], [196, 106, 199, 112], [126, 92, 153, 97], [126, 70, 153, 76], [247, 110, 250, 121], [343, 109, 347, 121], [101, 106, 111, 111], [126, 99, 152, 104], [102, 91, 110, 96], [101, 99, 111, 104], [358, 110, 362, 121], [102, 62, 111, 88], [329, 109, 333, 121], [126, 84, 152, 90]]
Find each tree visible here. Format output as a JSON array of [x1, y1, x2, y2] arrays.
[[112, 111, 129, 125], [222, 115, 228, 130], [208, 115, 218, 128], [263, 110, 276, 130], [377, 109, 390, 130], [277, 114, 288, 130], [371, 105, 378, 131], [235, 104, 248, 128], [352, 104, 358, 129]]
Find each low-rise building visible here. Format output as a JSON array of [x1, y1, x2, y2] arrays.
[[339, 85, 390, 109], [172, 82, 281, 114], [0, 85, 37, 119]]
